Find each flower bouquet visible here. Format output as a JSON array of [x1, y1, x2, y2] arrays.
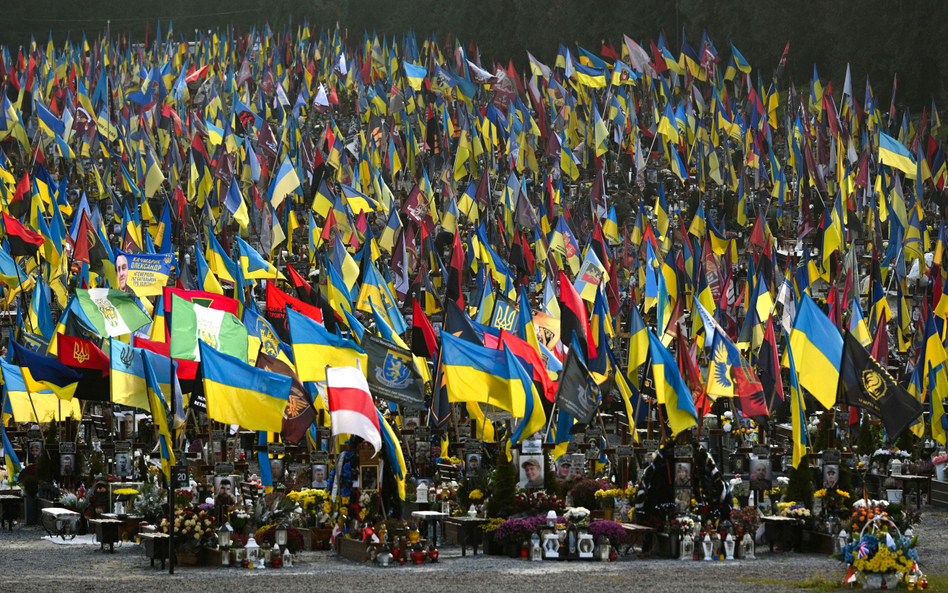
[[286, 488, 327, 527], [513, 491, 566, 514], [664, 516, 695, 536], [729, 506, 760, 539], [159, 508, 217, 554], [814, 488, 851, 515], [836, 514, 920, 589], [776, 502, 811, 521]]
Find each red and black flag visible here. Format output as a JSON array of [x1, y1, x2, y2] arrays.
[[445, 230, 465, 308], [2, 212, 44, 257], [411, 297, 439, 360], [558, 270, 590, 359], [757, 315, 785, 412], [286, 263, 317, 305], [265, 282, 323, 342], [57, 334, 110, 402]]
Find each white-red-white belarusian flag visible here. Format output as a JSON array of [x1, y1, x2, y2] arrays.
[[326, 366, 382, 454]]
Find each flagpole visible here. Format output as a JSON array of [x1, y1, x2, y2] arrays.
[[542, 402, 558, 444]]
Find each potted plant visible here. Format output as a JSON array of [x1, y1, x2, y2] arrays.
[[588, 519, 629, 551], [883, 477, 902, 503], [480, 518, 505, 555], [494, 518, 535, 557], [932, 454, 947, 482]]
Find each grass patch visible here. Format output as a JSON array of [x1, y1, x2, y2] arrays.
[[738, 576, 840, 591]]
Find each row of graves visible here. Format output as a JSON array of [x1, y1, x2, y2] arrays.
[[1, 389, 943, 589]]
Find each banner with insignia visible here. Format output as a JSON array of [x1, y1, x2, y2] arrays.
[[76, 288, 152, 338], [115, 249, 176, 297], [490, 293, 520, 333], [256, 351, 316, 443], [838, 332, 923, 440], [555, 347, 601, 425], [363, 334, 426, 409]]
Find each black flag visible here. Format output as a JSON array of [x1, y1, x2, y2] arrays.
[[838, 331, 923, 441], [554, 344, 600, 427]]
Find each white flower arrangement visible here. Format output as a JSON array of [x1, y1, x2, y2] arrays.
[[564, 507, 590, 523]]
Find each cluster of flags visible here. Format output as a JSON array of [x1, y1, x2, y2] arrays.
[[0, 20, 946, 492]]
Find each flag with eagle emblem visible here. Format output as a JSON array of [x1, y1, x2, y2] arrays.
[[705, 330, 768, 417]]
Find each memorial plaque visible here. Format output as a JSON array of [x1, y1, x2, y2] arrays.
[[59, 442, 77, 454], [114, 441, 132, 453], [215, 463, 235, 475], [267, 443, 285, 456], [616, 445, 634, 458], [172, 465, 190, 488], [674, 444, 692, 459]]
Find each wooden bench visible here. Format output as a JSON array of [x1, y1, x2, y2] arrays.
[[138, 532, 172, 569], [0, 495, 23, 531], [931, 479, 948, 507], [40, 507, 81, 540], [618, 523, 656, 553]]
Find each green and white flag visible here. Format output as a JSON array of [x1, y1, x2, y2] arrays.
[[76, 288, 152, 338], [169, 293, 248, 362]]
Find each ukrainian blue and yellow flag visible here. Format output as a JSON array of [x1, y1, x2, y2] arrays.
[[11, 341, 79, 402], [356, 260, 407, 334], [572, 61, 607, 88], [109, 339, 151, 410], [206, 231, 238, 283], [608, 346, 647, 442], [326, 259, 354, 319], [237, 236, 284, 280], [377, 409, 407, 500], [267, 155, 301, 208], [195, 246, 224, 294], [849, 297, 871, 347], [647, 328, 698, 436], [403, 61, 427, 91], [878, 132, 917, 179], [504, 343, 546, 444], [198, 340, 292, 433], [1, 420, 21, 480], [788, 294, 843, 409], [627, 303, 649, 377], [141, 349, 176, 481], [786, 336, 808, 468], [287, 307, 367, 383], [0, 357, 79, 422], [441, 331, 516, 413]]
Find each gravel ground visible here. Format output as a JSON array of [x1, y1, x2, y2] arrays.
[[0, 512, 945, 593]]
